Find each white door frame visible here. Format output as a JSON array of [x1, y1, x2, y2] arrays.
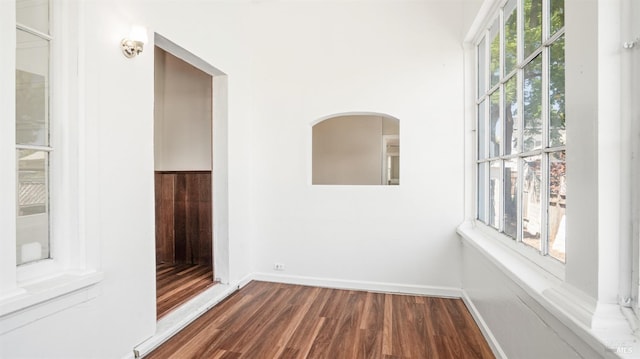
[[154, 33, 230, 285]]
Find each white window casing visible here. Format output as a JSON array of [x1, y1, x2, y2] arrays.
[[459, 0, 640, 355], [0, 0, 102, 335]]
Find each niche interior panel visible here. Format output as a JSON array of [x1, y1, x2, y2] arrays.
[[155, 171, 212, 266]]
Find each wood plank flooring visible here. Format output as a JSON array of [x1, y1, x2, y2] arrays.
[[157, 263, 215, 319], [147, 281, 494, 358]]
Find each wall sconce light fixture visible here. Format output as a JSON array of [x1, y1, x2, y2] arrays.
[[121, 25, 148, 58]]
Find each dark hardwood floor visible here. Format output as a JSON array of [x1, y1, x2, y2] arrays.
[[148, 281, 494, 358], [156, 263, 215, 319]]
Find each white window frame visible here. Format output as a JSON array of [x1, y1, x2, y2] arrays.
[[625, 0, 640, 316], [0, 0, 101, 335], [460, 0, 640, 355], [473, 0, 566, 278]]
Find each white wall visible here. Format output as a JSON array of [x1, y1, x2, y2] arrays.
[[462, 243, 602, 358], [2, 1, 472, 356], [9, 0, 605, 357], [250, 1, 466, 289], [154, 47, 212, 171], [0, 1, 255, 358]]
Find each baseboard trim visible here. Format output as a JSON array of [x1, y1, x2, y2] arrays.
[[126, 273, 252, 359], [461, 290, 507, 359], [125, 273, 466, 359], [251, 272, 463, 298]]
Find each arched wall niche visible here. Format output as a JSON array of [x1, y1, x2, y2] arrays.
[[312, 113, 400, 185]]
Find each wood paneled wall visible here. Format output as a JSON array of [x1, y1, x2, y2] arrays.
[[155, 171, 212, 266]]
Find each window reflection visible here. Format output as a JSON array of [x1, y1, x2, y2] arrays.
[[504, 158, 518, 238], [478, 163, 488, 223], [549, 36, 565, 147], [523, 54, 542, 152], [504, 76, 518, 155], [478, 101, 487, 160], [524, 0, 542, 59], [489, 92, 501, 158], [16, 149, 50, 265], [478, 38, 486, 97], [17, 0, 49, 35], [549, 151, 566, 262], [504, 0, 517, 75], [550, 0, 565, 35], [16, 2, 52, 266], [522, 156, 541, 250], [16, 30, 49, 147], [489, 19, 500, 88], [489, 160, 501, 229]]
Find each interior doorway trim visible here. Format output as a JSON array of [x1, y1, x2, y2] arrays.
[[154, 33, 230, 285]]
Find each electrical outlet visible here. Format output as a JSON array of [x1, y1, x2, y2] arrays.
[[274, 263, 285, 271]]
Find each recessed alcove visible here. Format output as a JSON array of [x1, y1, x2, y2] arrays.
[[312, 114, 400, 185]]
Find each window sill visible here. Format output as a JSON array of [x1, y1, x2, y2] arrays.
[[457, 220, 639, 357], [0, 270, 103, 334]]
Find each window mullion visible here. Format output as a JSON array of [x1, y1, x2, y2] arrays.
[[499, 158, 505, 232], [540, 0, 551, 256], [542, 0, 550, 42], [484, 100, 491, 222], [484, 29, 491, 98], [516, 0, 524, 242], [517, 0, 524, 68], [484, 32, 491, 160], [541, 153, 550, 256], [15, 23, 52, 41], [16, 144, 53, 151]]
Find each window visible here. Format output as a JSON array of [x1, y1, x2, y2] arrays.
[[16, 0, 51, 266], [476, 0, 565, 262], [1, 0, 101, 333]]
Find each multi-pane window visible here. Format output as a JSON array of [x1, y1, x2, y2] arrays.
[[476, 0, 565, 262], [16, 0, 51, 265]]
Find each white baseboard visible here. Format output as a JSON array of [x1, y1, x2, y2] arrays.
[[124, 273, 472, 359], [125, 274, 253, 359], [251, 272, 463, 298], [461, 290, 507, 359]]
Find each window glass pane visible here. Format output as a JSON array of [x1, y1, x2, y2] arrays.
[[478, 37, 486, 97], [17, 149, 50, 265], [478, 100, 487, 160], [478, 163, 488, 223], [524, 0, 542, 59], [16, 0, 49, 34], [549, 151, 566, 262], [16, 29, 49, 147], [489, 20, 500, 88], [504, 158, 518, 238], [522, 156, 541, 251], [550, 0, 564, 36], [523, 54, 542, 152], [504, 0, 518, 75], [504, 76, 518, 155], [489, 160, 501, 229], [549, 36, 565, 147], [489, 91, 501, 158]]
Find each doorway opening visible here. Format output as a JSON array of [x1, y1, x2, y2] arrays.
[[153, 35, 229, 319]]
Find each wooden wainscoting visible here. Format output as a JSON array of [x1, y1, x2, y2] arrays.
[[155, 171, 212, 266]]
